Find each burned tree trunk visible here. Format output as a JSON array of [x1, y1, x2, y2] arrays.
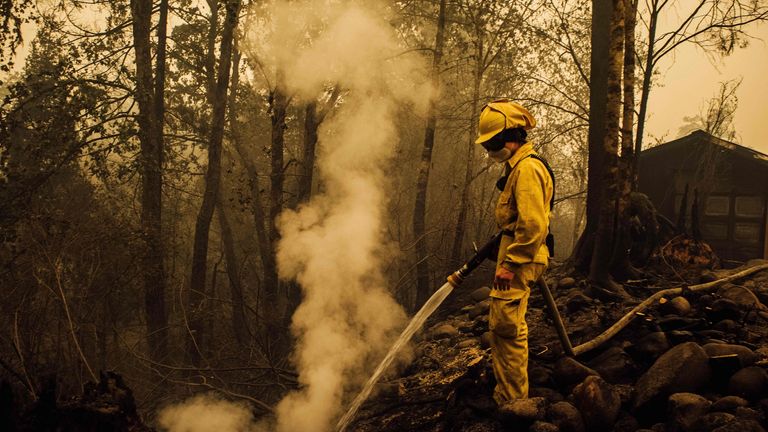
[[130, 0, 168, 361], [610, 0, 641, 280], [187, 0, 240, 365], [588, 0, 625, 293], [414, 0, 446, 309], [570, 0, 612, 270]]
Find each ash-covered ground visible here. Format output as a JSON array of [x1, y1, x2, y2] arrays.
[[351, 259, 768, 432]]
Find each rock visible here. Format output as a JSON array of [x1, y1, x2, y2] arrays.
[[480, 331, 493, 349], [712, 419, 766, 432], [712, 396, 749, 412], [529, 365, 554, 387], [709, 299, 743, 322], [470, 286, 491, 302], [456, 338, 478, 349], [546, 401, 585, 432], [657, 316, 703, 332], [529, 387, 564, 403], [564, 290, 593, 313], [634, 342, 711, 412], [469, 300, 491, 319], [431, 324, 459, 340], [727, 367, 767, 400], [666, 330, 696, 345], [554, 357, 598, 388], [717, 284, 765, 310], [471, 315, 489, 335], [374, 381, 400, 399], [695, 412, 736, 431], [559, 277, 576, 290], [660, 296, 692, 316], [699, 294, 715, 306], [733, 407, 763, 422], [700, 271, 719, 283], [529, 421, 559, 432], [572, 375, 621, 431], [498, 397, 547, 422], [613, 384, 634, 405], [612, 411, 641, 432], [631, 332, 671, 361], [589, 346, 635, 384], [667, 392, 711, 432], [713, 319, 740, 334], [703, 343, 758, 367]]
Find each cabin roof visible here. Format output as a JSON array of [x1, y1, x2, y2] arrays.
[[641, 129, 768, 170]]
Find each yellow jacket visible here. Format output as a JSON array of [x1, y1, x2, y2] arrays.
[[495, 143, 553, 272]]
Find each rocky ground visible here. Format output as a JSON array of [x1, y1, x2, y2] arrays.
[[350, 259, 768, 432]]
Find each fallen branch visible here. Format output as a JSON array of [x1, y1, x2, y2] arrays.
[[572, 263, 768, 356]]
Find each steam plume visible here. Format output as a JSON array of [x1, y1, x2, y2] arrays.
[[265, 2, 428, 431]]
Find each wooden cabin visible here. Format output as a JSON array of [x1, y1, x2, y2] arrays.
[[638, 130, 768, 262]]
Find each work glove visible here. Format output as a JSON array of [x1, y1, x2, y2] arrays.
[[493, 266, 515, 291]]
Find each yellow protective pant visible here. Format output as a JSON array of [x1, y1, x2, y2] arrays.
[[489, 262, 546, 404]]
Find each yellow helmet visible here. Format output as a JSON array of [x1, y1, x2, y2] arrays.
[[475, 99, 536, 145]]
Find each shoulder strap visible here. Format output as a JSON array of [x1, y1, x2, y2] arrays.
[[526, 154, 555, 211]]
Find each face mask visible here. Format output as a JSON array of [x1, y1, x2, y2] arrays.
[[487, 147, 512, 163]]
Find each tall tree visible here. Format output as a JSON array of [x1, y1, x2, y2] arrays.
[[413, 0, 447, 309], [589, 0, 625, 291], [188, 0, 241, 365], [130, 0, 169, 361]]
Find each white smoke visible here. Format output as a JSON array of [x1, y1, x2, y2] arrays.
[[158, 394, 256, 432], [159, 1, 429, 431], [264, 1, 429, 432]]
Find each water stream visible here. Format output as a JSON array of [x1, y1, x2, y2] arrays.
[[335, 281, 455, 432]]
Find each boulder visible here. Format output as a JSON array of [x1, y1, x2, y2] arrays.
[[717, 284, 765, 310], [529, 421, 559, 432], [713, 319, 740, 334], [708, 299, 743, 323], [634, 342, 711, 412], [712, 396, 749, 412], [554, 357, 598, 388], [498, 397, 547, 422], [546, 401, 585, 432], [667, 392, 711, 432], [529, 387, 564, 403], [456, 338, 479, 349], [612, 411, 641, 432], [660, 296, 692, 316], [630, 332, 671, 361], [712, 419, 766, 432], [572, 375, 621, 431], [431, 324, 459, 340], [558, 277, 576, 290], [666, 330, 696, 344], [480, 331, 493, 349], [727, 367, 767, 400], [564, 290, 593, 313], [469, 300, 491, 319], [589, 346, 635, 384], [733, 407, 763, 422], [703, 343, 758, 367], [470, 286, 491, 302], [694, 412, 736, 431]]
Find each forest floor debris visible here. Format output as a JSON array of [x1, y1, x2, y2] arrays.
[[350, 259, 768, 432]]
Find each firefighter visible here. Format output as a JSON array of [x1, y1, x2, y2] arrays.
[[475, 99, 553, 403]]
